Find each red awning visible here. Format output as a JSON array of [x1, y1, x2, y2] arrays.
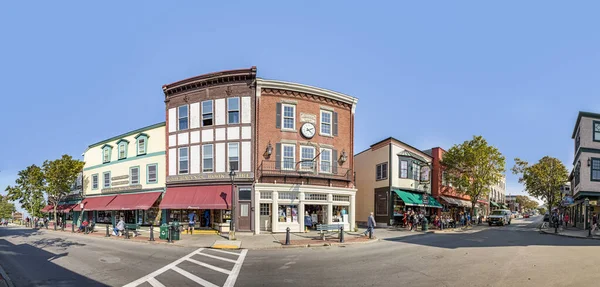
[[105, 192, 162, 211], [57, 204, 77, 213], [477, 200, 489, 205], [160, 185, 231, 210], [41, 205, 53, 213], [73, 195, 117, 211]]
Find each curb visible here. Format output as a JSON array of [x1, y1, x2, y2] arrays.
[[0, 263, 14, 287], [34, 228, 190, 248], [539, 230, 600, 240]]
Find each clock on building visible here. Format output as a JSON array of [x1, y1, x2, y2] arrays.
[[300, 122, 316, 139]]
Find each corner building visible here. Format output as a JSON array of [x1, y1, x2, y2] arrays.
[[254, 79, 358, 233]]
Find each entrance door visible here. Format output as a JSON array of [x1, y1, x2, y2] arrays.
[[238, 202, 251, 230]]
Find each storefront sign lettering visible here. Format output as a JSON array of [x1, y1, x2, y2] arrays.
[[166, 172, 254, 183], [112, 180, 129, 186], [300, 113, 317, 124], [102, 184, 142, 193], [112, 175, 129, 181]]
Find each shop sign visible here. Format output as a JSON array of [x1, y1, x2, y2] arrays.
[[166, 172, 254, 183], [422, 193, 429, 205], [101, 184, 142, 194], [111, 175, 129, 181], [562, 196, 574, 205], [112, 180, 129, 186], [300, 113, 317, 124], [420, 166, 431, 182]]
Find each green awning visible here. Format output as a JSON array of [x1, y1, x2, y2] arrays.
[[393, 190, 420, 206], [500, 204, 508, 209], [427, 196, 443, 208], [490, 201, 500, 208]]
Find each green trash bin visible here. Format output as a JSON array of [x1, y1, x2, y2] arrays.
[[172, 221, 180, 240], [159, 223, 169, 240]]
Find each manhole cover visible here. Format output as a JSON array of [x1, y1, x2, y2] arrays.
[[99, 257, 121, 264]]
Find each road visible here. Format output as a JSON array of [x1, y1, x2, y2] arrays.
[[2, 216, 600, 286]]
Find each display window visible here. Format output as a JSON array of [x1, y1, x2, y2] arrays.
[[332, 206, 348, 222], [278, 205, 298, 223], [96, 211, 113, 224]]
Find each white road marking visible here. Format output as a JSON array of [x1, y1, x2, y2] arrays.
[[187, 258, 231, 275], [223, 249, 248, 287], [172, 266, 218, 287], [196, 252, 238, 263], [123, 248, 205, 287], [209, 249, 241, 256], [147, 277, 166, 287]]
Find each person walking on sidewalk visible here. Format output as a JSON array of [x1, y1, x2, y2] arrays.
[[564, 213, 570, 229], [591, 213, 598, 234], [364, 212, 376, 237]]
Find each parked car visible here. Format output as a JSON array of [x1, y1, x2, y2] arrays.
[[523, 213, 530, 218], [488, 209, 512, 226]]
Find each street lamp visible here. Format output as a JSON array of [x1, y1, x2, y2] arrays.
[[585, 197, 591, 237], [229, 168, 236, 241]]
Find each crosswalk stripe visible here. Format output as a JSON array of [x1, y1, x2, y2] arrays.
[[186, 258, 231, 275], [147, 277, 165, 287], [223, 249, 248, 287], [209, 249, 241, 256], [172, 266, 218, 287], [196, 252, 238, 263], [123, 248, 204, 287]]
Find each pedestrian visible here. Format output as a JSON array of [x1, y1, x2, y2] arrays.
[[363, 212, 376, 237], [114, 217, 125, 236], [592, 213, 598, 235], [564, 213, 570, 229], [466, 213, 471, 226], [186, 211, 196, 234]]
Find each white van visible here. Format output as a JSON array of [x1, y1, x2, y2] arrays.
[[488, 209, 511, 226]]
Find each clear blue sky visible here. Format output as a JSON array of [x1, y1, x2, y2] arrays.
[[1, 1, 597, 213]]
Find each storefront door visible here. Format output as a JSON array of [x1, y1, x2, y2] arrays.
[[238, 202, 251, 230]]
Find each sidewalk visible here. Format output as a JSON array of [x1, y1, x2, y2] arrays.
[[539, 225, 600, 240]]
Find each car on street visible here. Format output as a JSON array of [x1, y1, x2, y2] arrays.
[[488, 209, 512, 226], [523, 213, 530, 218]]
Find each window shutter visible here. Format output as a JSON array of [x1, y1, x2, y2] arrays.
[[332, 111, 338, 136], [332, 149, 338, 174], [275, 143, 281, 169], [276, 103, 282, 129]]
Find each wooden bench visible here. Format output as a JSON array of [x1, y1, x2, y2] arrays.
[[316, 224, 343, 240], [125, 223, 141, 237]]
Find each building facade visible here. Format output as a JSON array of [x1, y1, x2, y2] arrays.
[[162, 68, 257, 233], [488, 176, 507, 212], [78, 122, 166, 228], [254, 79, 358, 233], [355, 138, 441, 226]]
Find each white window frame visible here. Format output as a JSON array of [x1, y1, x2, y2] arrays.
[[202, 144, 214, 173], [103, 148, 111, 163], [320, 110, 332, 136], [228, 97, 240, 124], [130, 167, 139, 185], [92, 174, 98, 190], [178, 105, 189, 130], [320, 148, 332, 173], [178, 147, 189, 174], [202, 100, 213, 127], [147, 164, 157, 184], [300, 146, 315, 170], [228, 142, 239, 172], [103, 172, 111, 188], [137, 137, 146, 155], [118, 142, 127, 159], [282, 144, 296, 170], [282, 104, 296, 130]]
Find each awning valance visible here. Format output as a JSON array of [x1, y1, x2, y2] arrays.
[[41, 204, 78, 213], [393, 190, 442, 208], [73, 195, 117, 211], [105, 192, 162, 211], [160, 185, 231, 210], [490, 201, 500, 208]]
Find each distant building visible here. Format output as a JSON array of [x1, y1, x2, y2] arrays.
[[488, 175, 506, 211]]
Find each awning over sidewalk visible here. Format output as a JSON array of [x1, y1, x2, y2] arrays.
[[440, 196, 471, 208], [393, 189, 442, 208], [490, 201, 500, 208], [104, 192, 162, 211], [160, 185, 231, 210], [73, 195, 117, 211], [41, 205, 53, 213], [41, 204, 78, 213]]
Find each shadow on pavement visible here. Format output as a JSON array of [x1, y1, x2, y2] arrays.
[[0, 228, 108, 286]]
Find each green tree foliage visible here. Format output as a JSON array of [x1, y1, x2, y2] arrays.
[[538, 207, 547, 215], [512, 156, 568, 216], [0, 195, 16, 220], [5, 165, 46, 217], [441, 135, 506, 217], [516, 195, 539, 211], [43, 155, 85, 223]]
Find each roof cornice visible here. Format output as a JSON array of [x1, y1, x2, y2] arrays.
[[256, 78, 358, 108], [163, 67, 257, 97], [88, 122, 165, 149], [572, 111, 600, 138]]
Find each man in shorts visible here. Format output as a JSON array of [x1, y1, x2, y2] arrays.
[[187, 211, 196, 234]]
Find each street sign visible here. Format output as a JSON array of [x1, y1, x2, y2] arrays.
[[422, 193, 429, 205]]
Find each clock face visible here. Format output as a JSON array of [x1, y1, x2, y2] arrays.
[[301, 123, 316, 139]]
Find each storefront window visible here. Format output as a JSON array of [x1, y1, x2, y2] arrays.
[[117, 210, 136, 224], [278, 205, 298, 223], [305, 205, 327, 224], [239, 189, 252, 201], [144, 207, 159, 225], [170, 210, 182, 222], [96, 211, 113, 224], [332, 206, 348, 222]]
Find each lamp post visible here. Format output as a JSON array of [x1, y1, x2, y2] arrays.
[[585, 198, 591, 237], [229, 168, 236, 241]]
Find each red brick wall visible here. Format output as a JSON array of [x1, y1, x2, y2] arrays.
[[430, 147, 471, 201]]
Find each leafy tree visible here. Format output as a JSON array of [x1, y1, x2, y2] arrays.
[[538, 207, 547, 215], [441, 135, 506, 217], [0, 195, 16, 220], [512, 156, 568, 217], [42, 155, 85, 223], [5, 165, 46, 218], [516, 195, 539, 211]]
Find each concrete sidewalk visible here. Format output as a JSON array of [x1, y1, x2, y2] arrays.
[[540, 226, 600, 240]]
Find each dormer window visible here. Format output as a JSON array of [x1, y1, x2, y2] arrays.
[[116, 139, 129, 160], [101, 145, 113, 163], [135, 133, 148, 156]]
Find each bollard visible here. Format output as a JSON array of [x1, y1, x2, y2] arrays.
[[149, 225, 155, 242], [168, 226, 173, 243], [339, 226, 344, 243], [555, 222, 558, 234], [369, 227, 373, 239], [589, 224, 592, 237], [285, 227, 291, 245], [54, 222, 57, 231], [72, 222, 75, 233], [125, 228, 130, 239], [61, 222, 65, 232], [45, 222, 48, 229], [105, 225, 110, 237]]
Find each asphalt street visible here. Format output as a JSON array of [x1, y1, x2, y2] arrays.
[[2, 216, 600, 287]]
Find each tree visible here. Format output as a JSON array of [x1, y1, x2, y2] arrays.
[[5, 165, 46, 218], [538, 207, 547, 215], [441, 135, 506, 217], [516, 195, 539, 211], [0, 195, 16, 220], [42, 155, 85, 224], [512, 156, 568, 217]]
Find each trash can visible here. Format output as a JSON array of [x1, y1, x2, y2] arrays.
[[172, 221, 180, 240], [159, 223, 169, 240], [422, 217, 429, 232]]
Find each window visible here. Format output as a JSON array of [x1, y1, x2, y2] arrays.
[[203, 144, 213, 172], [333, 195, 350, 202], [92, 174, 98, 190], [594, 122, 600, 142], [300, 146, 315, 170], [282, 104, 295, 130], [103, 172, 111, 188], [320, 110, 332, 135], [202, 100, 213, 126], [278, 192, 298, 200], [278, 205, 298, 223], [136, 134, 148, 156], [227, 97, 240, 124], [400, 160, 408, 178], [376, 162, 388, 180], [306, 193, 327, 201], [102, 146, 112, 163], [178, 105, 188, 130], [282, 145, 295, 170], [260, 192, 272, 199], [260, 203, 271, 216], [412, 162, 420, 181], [239, 189, 252, 201], [442, 171, 447, 185], [118, 141, 128, 159], [147, 164, 157, 184], [228, 143, 239, 171], [592, 159, 600, 181], [320, 148, 332, 173], [130, 167, 139, 185], [179, 147, 188, 174]]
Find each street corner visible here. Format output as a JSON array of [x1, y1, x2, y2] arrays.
[[211, 240, 242, 250]]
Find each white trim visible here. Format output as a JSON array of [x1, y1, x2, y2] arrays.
[[320, 148, 332, 173], [257, 79, 358, 106], [281, 103, 296, 130], [201, 100, 213, 127], [202, 144, 214, 173], [299, 145, 315, 170], [320, 110, 332, 136], [254, 183, 357, 193], [227, 97, 240, 125], [178, 147, 189, 174], [281, 144, 296, 170], [228, 142, 240, 172]]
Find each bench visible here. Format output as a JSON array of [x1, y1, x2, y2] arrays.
[[125, 223, 141, 237], [84, 222, 96, 234], [316, 224, 343, 240]]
